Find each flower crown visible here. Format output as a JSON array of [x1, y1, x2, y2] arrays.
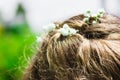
[[37, 9, 105, 42]]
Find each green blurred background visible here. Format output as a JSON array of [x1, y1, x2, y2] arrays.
[[0, 4, 37, 80]]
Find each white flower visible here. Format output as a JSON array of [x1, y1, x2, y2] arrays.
[[85, 13, 91, 18], [91, 14, 98, 17], [58, 28, 69, 36], [69, 28, 78, 35], [98, 9, 105, 14], [92, 21, 97, 24], [36, 36, 43, 43], [97, 13, 103, 17], [58, 24, 78, 36], [96, 9, 105, 18], [83, 17, 89, 22], [85, 10, 91, 17], [62, 24, 70, 29], [86, 10, 91, 14], [43, 23, 56, 32]]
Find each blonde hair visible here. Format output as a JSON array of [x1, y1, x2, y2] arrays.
[[22, 14, 120, 80]]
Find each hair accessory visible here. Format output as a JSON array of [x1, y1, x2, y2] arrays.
[[58, 24, 78, 36], [36, 23, 56, 43], [36, 23, 78, 42], [36, 36, 43, 43], [83, 9, 105, 25], [43, 23, 56, 32]]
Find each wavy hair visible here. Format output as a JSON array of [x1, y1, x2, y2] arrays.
[[22, 14, 120, 80]]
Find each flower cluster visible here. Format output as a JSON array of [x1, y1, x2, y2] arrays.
[[37, 9, 105, 42], [36, 23, 56, 43], [36, 23, 78, 42], [43, 23, 56, 32], [83, 9, 105, 25], [58, 24, 78, 36]]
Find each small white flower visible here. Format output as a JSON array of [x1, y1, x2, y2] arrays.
[[98, 9, 105, 14], [63, 24, 70, 29], [84, 10, 91, 17], [83, 18, 89, 22], [86, 10, 91, 14], [85, 13, 91, 18], [58, 24, 78, 36], [36, 36, 43, 43], [92, 21, 97, 24], [97, 13, 103, 17], [69, 28, 78, 35], [91, 13, 98, 17], [58, 28, 69, 36], [43, 23, 56, 32]]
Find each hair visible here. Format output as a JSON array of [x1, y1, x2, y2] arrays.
[[22, 13, 120, 80]]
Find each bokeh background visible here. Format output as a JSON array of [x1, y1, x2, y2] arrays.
[[0, 0, 120, 80]]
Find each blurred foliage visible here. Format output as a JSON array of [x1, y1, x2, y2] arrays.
[[16, 4, 25, 16], [0, 3, 38, 80], [0, 23, 37, 80]]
